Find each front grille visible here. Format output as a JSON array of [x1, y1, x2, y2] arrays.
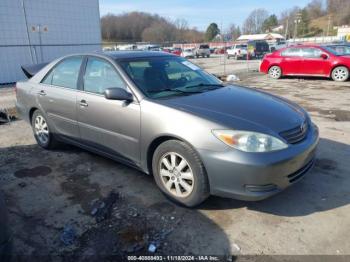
[[287, 158, 315, 183], [280, 121, 308, 144]]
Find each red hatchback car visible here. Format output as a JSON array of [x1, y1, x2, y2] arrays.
[[260, 44, 350, 82]]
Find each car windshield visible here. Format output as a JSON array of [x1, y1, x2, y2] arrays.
[[236, 45, 247, 49], [324, 45, 350, 56], [118, 56, 223, 99]]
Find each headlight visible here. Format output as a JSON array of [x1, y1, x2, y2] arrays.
[[212, 130, 288, 152]]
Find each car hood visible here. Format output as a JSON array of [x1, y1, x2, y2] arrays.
[[158, 86, 307, 133]]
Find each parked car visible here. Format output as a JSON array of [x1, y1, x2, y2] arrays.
[[194, 44, 210, 58], [181, 48, 195, 58], [269, 41, 287, 52], [17, 51, 319, 207], [227, 44, 248, 59], [325, 44, 350, 56], [247, 40, 270, 58], [161, 48, 172, 53], [171, 48, 182, 56], [0, 192, 11, 262], [260, 44, 350, 82], [214, 48, 225, 54]]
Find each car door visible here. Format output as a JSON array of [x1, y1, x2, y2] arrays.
[[38, 56, 83, 140], [77, 56, 141, 165], [301, 47, 330, 76], [279, 47, 303, 75]]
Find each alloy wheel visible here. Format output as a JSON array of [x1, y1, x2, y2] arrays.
[[269, 66, 281, 79], [34, 115, 49, 145], [332, 67, 349, 82], [159, 152, 194, 198]]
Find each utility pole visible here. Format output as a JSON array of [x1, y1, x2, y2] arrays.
[[221, 20, 226, 76], [294, 13, 302, 41], [326, 15, 332, 37], [285, 18, 289, 40]]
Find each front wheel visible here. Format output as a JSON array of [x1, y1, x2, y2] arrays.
[[331, 66, 349, 82], [31, 110, 58, 149], [152, 140, 210, 207], [268, 66, 282, 79]]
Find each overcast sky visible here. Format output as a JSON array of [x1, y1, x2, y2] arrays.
[[99, 0, 315, 30]]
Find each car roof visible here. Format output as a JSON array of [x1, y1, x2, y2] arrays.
[[102, 51, 175, 60]]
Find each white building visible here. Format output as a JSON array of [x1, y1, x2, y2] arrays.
[[337, 25, 350, 40], [237, 33, 285, 42], [0, 0, 101, 84]]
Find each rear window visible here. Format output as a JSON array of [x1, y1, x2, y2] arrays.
[[199, 45, 209, 49], [236, 45, 247, 49]]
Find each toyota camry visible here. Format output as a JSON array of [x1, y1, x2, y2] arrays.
[[16, 51, 319, 206]]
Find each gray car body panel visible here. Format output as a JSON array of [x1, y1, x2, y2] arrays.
[[16, 51, 319, 201]]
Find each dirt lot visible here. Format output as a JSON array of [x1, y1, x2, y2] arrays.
[[1, 61, 350, 260]]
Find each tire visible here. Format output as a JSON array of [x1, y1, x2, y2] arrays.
[[31, 110, 58, 149], [331, 66, 349, 82], [207, 54, 210, 58], [152, 140, 210, 207], [268, 65, 282, 79]]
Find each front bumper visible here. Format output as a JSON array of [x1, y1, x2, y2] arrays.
[[198, 124, 319, 201]]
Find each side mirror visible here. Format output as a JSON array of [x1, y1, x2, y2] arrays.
[[320, 53, 328, 59], [104, 88, 133, 102]]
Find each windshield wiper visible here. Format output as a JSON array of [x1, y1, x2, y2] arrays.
[[184, 83, 225, 90], [147, 88, 203, 94]]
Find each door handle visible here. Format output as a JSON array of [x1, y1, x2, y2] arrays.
[[37, 90, 46, 96], [80, 100, 88, 107]]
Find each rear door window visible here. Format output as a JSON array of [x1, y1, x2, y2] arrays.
[[301, 48, 323, 58], [42, 57, 83, 89], [281, 48, 302, 57]]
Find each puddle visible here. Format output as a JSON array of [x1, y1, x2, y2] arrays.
[[61, 173, 101, 214], [14, 166, 52, 178]]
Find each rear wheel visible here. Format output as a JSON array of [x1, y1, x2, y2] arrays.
[[152, 140, 210, 207], [331, 66, 349, 82], [268, 66, 282, 79], [31, 110, 58, 149]]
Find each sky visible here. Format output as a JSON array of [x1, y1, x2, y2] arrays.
[[99, 0, 314, 31]]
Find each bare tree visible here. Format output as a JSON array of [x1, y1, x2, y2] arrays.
[[306, 0, 325, 19], [242, 8, 269, 34], [101, 12, 203, 43], [226, 24, 241, 40]]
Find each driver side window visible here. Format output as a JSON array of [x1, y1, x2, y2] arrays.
[[83, 57, 127, 95]]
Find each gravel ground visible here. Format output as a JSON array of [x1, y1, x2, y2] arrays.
[[0, 61, 350, 260]]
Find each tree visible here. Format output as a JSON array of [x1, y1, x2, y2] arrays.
[[327, 0, 350, 25], [306, 0, 325, 19], [205, 23, 220, 41], [100, 12, 204, 43], [227, 24, 241, 40], [262, 14, 278, 32], [174, 18, 189, 42], [142, 22, 176, 43], [242, 8, 269, 34]]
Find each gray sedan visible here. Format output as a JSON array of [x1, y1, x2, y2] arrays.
[[16, 51, 319, 206]]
